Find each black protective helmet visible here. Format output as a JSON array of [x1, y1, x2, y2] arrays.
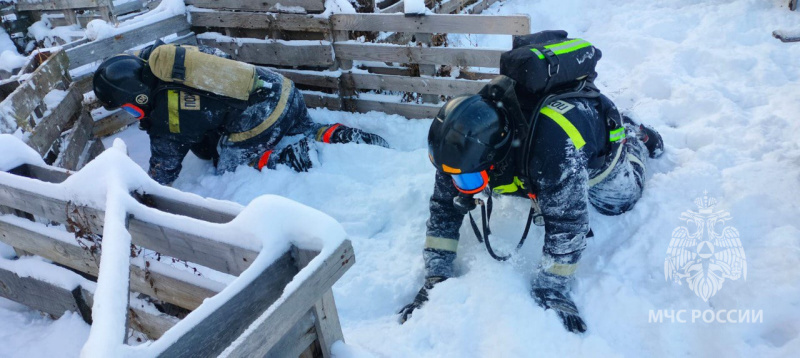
[[93, 54, 153, 110], [428, 95, 512, 174]]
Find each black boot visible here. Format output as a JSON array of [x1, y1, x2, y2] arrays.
[[318, 124, 390, 148], [623, 116, 663, 158]]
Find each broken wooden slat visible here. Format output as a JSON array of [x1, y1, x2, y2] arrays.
[[197, 38, 334, 68], [184, 0, 326, 13], [16, 0, 107, 11], [333, 42, 504, 68], [66, 15, 191, 69], [331, 13, 530, 35], [0, 50, 70, 132], [224, 240, 354, 357], [155, 251, 297, 358], [92, 110, 138, 138], [26, 85, 83, 156], [350, 72, 486, 96], [0, 216, 223, 311], [58, 111, 93, 171], [190, 11, 330, 33]]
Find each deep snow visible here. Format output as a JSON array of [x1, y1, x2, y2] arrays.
[[2, 0, 800, 357]]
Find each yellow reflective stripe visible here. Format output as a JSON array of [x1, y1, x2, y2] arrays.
[[168, 90, 180, 133], [425, 236, 459, 252], [492, 176, 525, 194], [540, 107, 585, 149], [588, 138, 623, 187], [546, 263, 578, 276], [229, 76, 293, 143]]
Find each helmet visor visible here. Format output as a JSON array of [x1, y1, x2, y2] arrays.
[[451, 171, 489, 195], [121, 103, 145, 120]]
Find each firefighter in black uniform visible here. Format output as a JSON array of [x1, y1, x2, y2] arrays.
[[92, 43, 388, 185], [398, 76, 664, 333]]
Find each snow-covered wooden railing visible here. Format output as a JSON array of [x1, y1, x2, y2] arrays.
[[0, 49, 104, 171], [0, 136, 353, 357]]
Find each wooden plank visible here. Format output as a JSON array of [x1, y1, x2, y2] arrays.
[[197, 38, 334, 67], [113, 0, 145, 15], [58, 111, 93, 171], [132, 192, 237, 224], [334, 42, 503, 68], [382, 0, 404, 13], [190, 11, 329, 33], [0, 176, 259, 276], [295, 249, 344, 358], [0, 265, 89, 320], [16, 0, 104, 11], [92, 110, 138, 138], [350, 72, 485, 96], [302, 92, 342, 111], [264, 312, 317, 358], [224, 240, 354, 357], [26, 85, 83, 156], [128, 305, 181, 340], [1, 51, 70, 132], [66, 15, 191, 69], [469, 0, 501, 14], [354, 98, 440, 119], [82, 139, 106, 168], [331, 13, 530, 35], [184, 0, 326, 13], [0, 216, 222, 311], [157, 251, 297, 358], [274, 69, 340, 89]]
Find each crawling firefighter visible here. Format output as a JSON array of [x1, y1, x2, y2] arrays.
[[398, 31, 664, 333], [92, 41, 388, 185]]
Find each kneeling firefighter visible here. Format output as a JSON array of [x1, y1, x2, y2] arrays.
[[92, 41, 389, 185], [398, 31, 664, 333]]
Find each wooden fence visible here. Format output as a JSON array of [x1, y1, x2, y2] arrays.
[[0, 162, 353, 357], [190, 8, 530, 118], [15, 0, 149, 27], [0, 50, 103, 170]]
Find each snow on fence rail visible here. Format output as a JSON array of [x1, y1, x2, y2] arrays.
[[0, 138, 353, 357], [0, 50, 103, 171]]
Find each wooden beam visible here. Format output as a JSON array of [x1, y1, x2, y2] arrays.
[[353, 98, 440, 119], [333, 42, 504, 68], [273, 69, 340, 89], [156, 252, 297, 358], [469, 0, 501, 14], [197, 38, 334, 68], [223, 240, 355, 358], [0, 172, 259, 276], [1, 50, 70, 132], [66, 15, 191, 69], [58, 111, 93, 171], [436, 0, 477, 14], [350, 72, 486, 96], [16, 0, 104, 11], [184, 0, 326, 13], [263, 311, 317, 358], [0, 264, 91, 321], [26, 85, 83, 156], [190, 11, 330, 33], [0, 216, 223, 311], [331, 13, 530, 35], [295, 249, 344, 358], [92, 110, 139, 138], [301, 92, 342, 111]]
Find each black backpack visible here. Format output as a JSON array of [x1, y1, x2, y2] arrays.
[[500, 30, 602, 96]]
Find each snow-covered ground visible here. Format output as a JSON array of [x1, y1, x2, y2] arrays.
[[2, 0, 800, 357]]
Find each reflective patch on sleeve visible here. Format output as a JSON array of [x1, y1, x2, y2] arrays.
[[540, 107, 586, 149], [547, 100, 575, 114], [425, 236, 459, 252], [546, 262, 578, 277]]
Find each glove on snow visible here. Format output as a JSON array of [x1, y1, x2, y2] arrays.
[[398, 276, 447, 324], [268, 138, 313, 172], [532, 287, 587, 333]]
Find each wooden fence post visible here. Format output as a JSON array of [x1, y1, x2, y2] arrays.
[[294, 248, 346, 358]]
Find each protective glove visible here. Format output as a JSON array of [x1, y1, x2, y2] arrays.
[[531, 287, 587, 333], [398, 276, 447, 324], [270, 138, 313, 172]]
